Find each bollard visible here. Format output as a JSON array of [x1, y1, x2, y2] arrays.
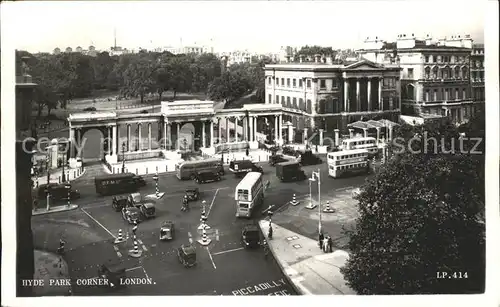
[[58, 176, 61, 183], [146, 167, 148, 175], [136, 168, 138, 175]]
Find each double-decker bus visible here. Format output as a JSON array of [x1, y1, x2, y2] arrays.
[[175, 158, 224, 180], [327, 149, 369, 178], [341, 137, 378, 154], [234, 172, 264, 218]]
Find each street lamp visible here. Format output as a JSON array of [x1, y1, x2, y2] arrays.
[[311, 169, 322, 234], [121, 141, 126, 173]]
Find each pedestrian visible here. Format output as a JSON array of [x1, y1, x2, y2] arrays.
[[319, 232, 324, 250], [327, 236, 333, 253], [323, 236, 329, 253]]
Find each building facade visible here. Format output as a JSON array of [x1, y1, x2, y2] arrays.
[[264, 55, 401, 135], [358, 34, 480, 124], [470, 43, 485, 111]]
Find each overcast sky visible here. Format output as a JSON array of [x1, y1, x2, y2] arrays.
[[3, 0, 486, 53]]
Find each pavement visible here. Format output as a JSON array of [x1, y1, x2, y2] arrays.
[[29, 157, 369, 296], [32, 250, 72, 296], [33, 167, 86, 186]]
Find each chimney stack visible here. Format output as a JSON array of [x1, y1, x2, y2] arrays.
[[299, 54, 305, 63], [285, 55, 291, 63], [326, 56, 333, 64], [314, 54, 321, 63]]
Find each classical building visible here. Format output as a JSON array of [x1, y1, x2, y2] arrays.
[[358, 34, 478, 124], [264, 54, 401, 135], [470, 43, 485, 110]]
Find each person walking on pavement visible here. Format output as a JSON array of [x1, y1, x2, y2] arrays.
[[319, 232, 324, 250], [323, 236, 329, 253], [327, 236, 333, 253]]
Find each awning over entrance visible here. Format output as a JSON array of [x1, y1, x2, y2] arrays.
[[348, 119, 399, 130]]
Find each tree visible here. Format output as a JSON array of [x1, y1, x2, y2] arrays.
[[294, 45, 336, 61], [341, 121, 485, 294], [93, 52, 115, 90], [121, 54, 158, 103], [164, 55, 192, 99], [207, 71, 252, 103]]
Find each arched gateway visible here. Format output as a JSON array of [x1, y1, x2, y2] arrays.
[[67, 100, 317, 169]]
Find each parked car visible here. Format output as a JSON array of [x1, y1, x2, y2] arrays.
[[127, 193, 143, 208], [275, 161, 307, 182], [160, 220, 175, 241], [122, 205, 141, 224], [112, 195, 128, 212], [140, 110, 149, 114], [185, 187, 200, 201], [194, 170, 221, 184], [83, 107, 97, 112], [241, 224, 261, 248], [97, 262, 126, 289], [269, 154, 289, 166], [139, 202, 156, 219]]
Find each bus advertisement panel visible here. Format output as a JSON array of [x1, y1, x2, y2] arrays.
[[341, 137, 378, 154], [235, 172, 264, 218], [327, 149, 369, 178]]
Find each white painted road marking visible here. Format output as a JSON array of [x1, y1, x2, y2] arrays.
[[206, 188, 219, 217], [212, 247, 244, 256], [80, 208, 116, 238], [215, 229, 219, 241], [206, 248, 217, 269], [125, 266, 142, 272], [113, 245, 122, 257], [188, 232, 193, 244]]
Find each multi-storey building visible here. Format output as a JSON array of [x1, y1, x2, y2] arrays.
[[264, 54, 401, 134], [470, 43, 485, 110], [358, 34, 478, 124]]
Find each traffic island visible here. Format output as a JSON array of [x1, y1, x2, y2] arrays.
[[32, 204, 79, 216], [258, 220, 355, 295], [145, 192, 165, 200]]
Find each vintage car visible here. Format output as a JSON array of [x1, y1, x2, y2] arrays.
[[268, 154, 289, 166], [97, 262, 126, 289], [241, 224, 261, 248], [127, 193, 143, 208], [122, 205, 140, 224], [194, 170, 221, 184], [37, 183, 81, 201], [139, 202, 156, 219], [159, 220, 175, 241], [177, 244, 197, 268], [112, 195, 128, 212], [185, 187, 200, 201]]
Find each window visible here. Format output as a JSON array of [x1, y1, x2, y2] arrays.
[[443, 68, 448, 79], [299, 79, 303, 87], [287, 78, 290, 87], [292, 97, 297, 108], [293, 79, 296, 87], [332, 79, 337, 88], [281, 96, 285, 105], [281, 78, 284, 86], [299, 98, 304, 110], [445, 89, 449, 101], [408, 68, 414, 79], [320, 79, 326, 89], [425, 90, 430, 102], [425, 55, 430, 63], [432, 67, 438, 79], [268, 94, 272, 103], [286, 96, 291, 107], [425, 67, 430, 79], [268, 77, 271, 85], [306, 99, 312, 113], [463, 89, 467, 100], [275, 78, 279, 86], [307, 80, 311, 88], [275, 95, 279, 104], [454, 67, 460, 79]]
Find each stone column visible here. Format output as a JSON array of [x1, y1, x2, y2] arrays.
[[218, 118, 222, 144], [235, 117, 239, 142], [278, 114, 283, 144], [388, 125, 393, 141], [69, 128, 75, 158], [367, 77, 372, 111], [176, 122, 180, 150], [356, 78, 361, 112], [148, 123, 152, 150], [319, 129, 324, 146], [225, 117, 229, 143], [274, 115, 278, 143], [254, 117, 258, 141], [344, 79, 349, 112], [363, 128, 368, 138], [376, 127, 381, 143], [334, 129, 340, 147], [349, 128, 354, 138], [166, 123, 171, 150], [112, 125, 117, 156], [288, 124, 293, 143], [137, 123, 142, 151], [242, 118, 247, 141], [378, 77, 383, 111], [163, 122, 167, 149], [127, 124, 131, 152], [202, 121, 206, 148], [272, 76, 276, 104], [116, 125, 120, 154], [210, 120, 214, 148], [107, 127, 111, 155], [249, 116, 254, 142]]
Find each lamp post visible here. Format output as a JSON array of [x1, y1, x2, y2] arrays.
[[61, 142, 66, 182], [45, 121, 52, 211], [121, 141, 126, 173], [267, 205, 273, 239], [311, 169, 322, 234]]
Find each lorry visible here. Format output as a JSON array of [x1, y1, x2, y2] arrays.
[[229, 160, 263, 177], [275, 161, 307, 182], [94, 173, 146, 196]]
